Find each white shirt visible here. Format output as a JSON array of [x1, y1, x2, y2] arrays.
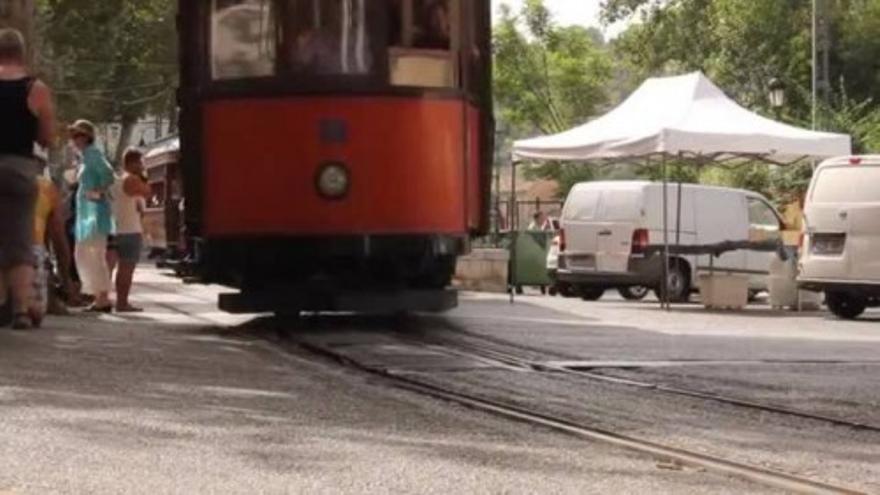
[[111, 173, 144, 235]]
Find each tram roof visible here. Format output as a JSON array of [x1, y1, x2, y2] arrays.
[[144, 136, 179, 160]]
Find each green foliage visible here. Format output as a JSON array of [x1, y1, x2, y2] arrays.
[[609, 0, 812, 119], [770, 163, 813, 204], [836, 0, 880, 105], [603, 0, 880, 203], [701, 164, 773, 201], [35, 0, 177, 159], [494, 1, 612, 136], [494, 0, 614, 193], [523, 161, 596, 199], [816, 84, 880, 154], [634, 160, 700, 184]]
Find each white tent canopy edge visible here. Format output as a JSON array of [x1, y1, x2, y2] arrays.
[[513, 71, 851, 162]]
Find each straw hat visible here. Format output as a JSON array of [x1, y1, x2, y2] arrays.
[[67, 119, 97, 140]]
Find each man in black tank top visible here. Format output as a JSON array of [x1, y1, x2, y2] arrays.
[[0, 28, 57, 330]]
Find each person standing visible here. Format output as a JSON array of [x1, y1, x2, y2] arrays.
[[0, 28, 56, 329], [31, 162, 77, 326], [110, 148, 150, 312], [415, 0, 451, 49], [69, 119, 115, 312]]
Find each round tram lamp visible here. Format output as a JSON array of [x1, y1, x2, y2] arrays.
[[768, 77, 787, 110], [316, 162, 351, 200]]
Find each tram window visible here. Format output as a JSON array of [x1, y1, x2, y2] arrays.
[[389, 0, 458, 88], [414, 0, 451, 50], [284, 0, 374, 76], [148, 182, 166, 209], [211, 0, 278, 80]]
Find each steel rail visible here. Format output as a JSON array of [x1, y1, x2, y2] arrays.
[[300, 340, 867, 495], [422, 332, 880, 434]]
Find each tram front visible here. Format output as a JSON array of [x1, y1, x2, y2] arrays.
[[177, 0, 493, 312]]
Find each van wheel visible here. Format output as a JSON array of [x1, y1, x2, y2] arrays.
[[655, 261, 691, 303], [558, 284, 575, 298], [826, 292, 867, 320], [619, 286, 649, 301], [579, 287, 605, 301]]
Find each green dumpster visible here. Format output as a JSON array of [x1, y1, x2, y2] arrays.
[[508, 230, 554, 288]]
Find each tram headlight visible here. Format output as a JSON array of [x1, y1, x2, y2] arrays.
[[316, 162, 350, 199]]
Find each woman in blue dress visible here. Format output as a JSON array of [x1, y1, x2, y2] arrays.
[[69, 120, 115, 312]]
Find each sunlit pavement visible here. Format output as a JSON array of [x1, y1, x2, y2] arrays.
[[464, 290, 880, 342], [0, 267, 771, 494], [447, 291, 880, 426]]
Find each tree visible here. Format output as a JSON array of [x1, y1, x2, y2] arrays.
[[604, 0, 880, 201], [606, 0, 812, 118], [35, 0, 177, 163], [495, 0, 612, 135], [0, 0, 35, 61], [494, 0, 613, 196]]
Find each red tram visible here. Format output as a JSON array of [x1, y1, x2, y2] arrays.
[[142, 137, 185, 259], [177, 0, 493, 312]]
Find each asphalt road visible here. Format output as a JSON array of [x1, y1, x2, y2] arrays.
[[0, 270, 773, 494]]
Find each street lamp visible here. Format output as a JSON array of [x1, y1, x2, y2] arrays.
[[768, 77, 786, 118]]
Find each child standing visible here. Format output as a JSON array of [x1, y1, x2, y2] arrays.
[[30, 164, 76, 327]]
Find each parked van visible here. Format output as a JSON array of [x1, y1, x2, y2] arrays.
[[557, 181, 785, 302], [799, 155, 880, 319]]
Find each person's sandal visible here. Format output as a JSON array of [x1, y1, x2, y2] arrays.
[[11, 313, 33, 330], [115, 305, 144, 313], [84, 305, 113, 314], [29, 308, 43, 329]]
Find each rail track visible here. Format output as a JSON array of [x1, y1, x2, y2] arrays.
[[423, 333, 880, 434], [410, 320, 880, 434], [298, 337, 867, 495]]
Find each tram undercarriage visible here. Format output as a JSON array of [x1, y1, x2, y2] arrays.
[[189, 235, 464, 314]]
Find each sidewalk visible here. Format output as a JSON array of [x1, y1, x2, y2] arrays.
[[41, 266, 250, 332]]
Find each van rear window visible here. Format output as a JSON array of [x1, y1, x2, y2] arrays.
[[600, 189, 641, 221], [563, 189, 600, 221], [812, 166, 880, 203]]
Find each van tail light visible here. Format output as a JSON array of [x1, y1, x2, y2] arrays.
[[559, 228, 567, 252], [632, 228, 650, 255]]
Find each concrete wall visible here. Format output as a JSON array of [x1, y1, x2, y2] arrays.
[[454, 249, 509, 293]]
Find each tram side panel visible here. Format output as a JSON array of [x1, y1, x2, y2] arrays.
[[201, 97, 476, 237]]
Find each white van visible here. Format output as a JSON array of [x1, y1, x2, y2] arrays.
[[799, 155, 880, 319], [557, 181, 784, 301]]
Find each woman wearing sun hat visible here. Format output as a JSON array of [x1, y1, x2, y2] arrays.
[[69, 119, 115, 312]]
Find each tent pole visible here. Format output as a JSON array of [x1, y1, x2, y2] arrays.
[[662, 155, 670, 310], [675, 154, 685, 301], [509, 157, 517, 304], [675, 180, 683, 247]]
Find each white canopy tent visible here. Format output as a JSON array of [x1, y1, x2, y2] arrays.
[[514, 71, 851, 163], [510, 71, 852, 307]]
